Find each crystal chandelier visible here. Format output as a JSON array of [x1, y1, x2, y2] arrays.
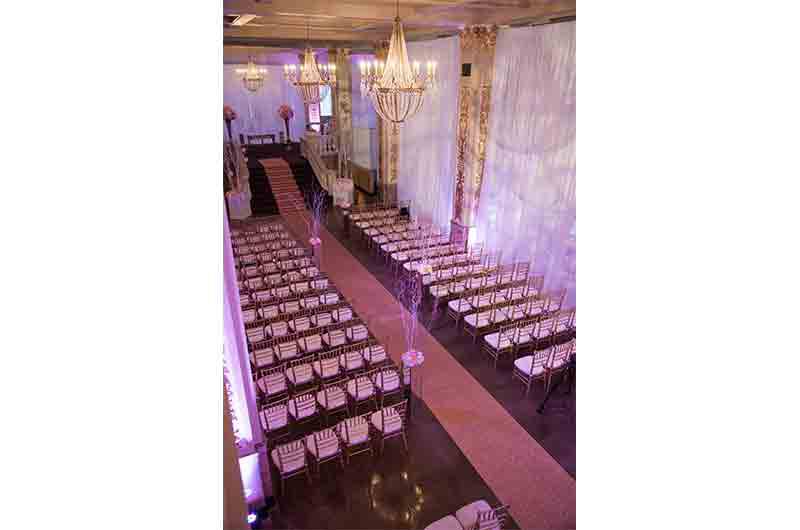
[[236, 57, 267, 93], [283, 21, 336, 105], [359, 1, 437, 125]]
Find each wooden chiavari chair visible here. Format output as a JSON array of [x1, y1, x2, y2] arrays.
[[266, 319, 289, 339], [288, 311, 311, 333], [339, 342, 366, 373], [249, 338, 276, 371], [483, 323, 517, 369], [544, 288, 566, 314], [297, 328, 324, 355], [447, 293, 474, 330], [554, 307, 576, 335], [319, 290, 341, 306], [370, 399, 408, 455], [310, 307, 333, 327], [258, 302, 279, 320], [347, 370, 377, 414], [256, 364, 289, 403], [331, 305, 353, 323], [285, 357, 315, 391], [361, 340, 388, 367], [305, 427, 344, 474], [279, 297, 301, 315], [456, 503, 511, 530], [287, 387, 319, 427], [271, 439, 312, 494], [371, 366, 403, 406], [275, 337, 300, 363], [545, 339, 575, 391], [532, 314, 557, 347], [301, 293, 321, 311], [345, 321, 369, 343], [323, 326, 347, 349], [258, 397, 291, 446], [316, 376, 348, 424], [313, 350, 342, 381], [335, 413, 373, 464], [512, 346, 551, 396]]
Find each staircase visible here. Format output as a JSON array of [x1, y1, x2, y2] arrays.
[[245, 157, 279, 217], [261, 158, 306, 216]]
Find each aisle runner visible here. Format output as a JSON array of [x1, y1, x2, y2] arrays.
[[280, 215, 576, 530], [259, 158, 305, 215]]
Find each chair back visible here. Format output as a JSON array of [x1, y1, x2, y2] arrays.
[[259, 397, 288, 433], [276, 440, 306, 473], [317, 350, 341, 379], [474, 504, 510, 530], [277, 339, 299, 360]]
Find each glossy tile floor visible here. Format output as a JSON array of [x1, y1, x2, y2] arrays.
[[264, 400, 518, 530], [323, 206, 577, 478]]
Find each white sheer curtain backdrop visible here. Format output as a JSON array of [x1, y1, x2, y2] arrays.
[[223, 210, 261, 455], [475, 22, 576, 302], [397, 36, 459, 229], [223, 64, 307, 141]]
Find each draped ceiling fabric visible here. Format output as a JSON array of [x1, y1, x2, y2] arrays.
[[474, 22, 576, 302], [397, 36, 460, 230], [223, 65, 307, 141]]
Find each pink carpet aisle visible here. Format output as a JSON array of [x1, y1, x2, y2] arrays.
[[279, 210, 577, 530]]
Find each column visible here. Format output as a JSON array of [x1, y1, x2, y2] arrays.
[[451, 25, 498, 245], [334, 48, 354, 167]]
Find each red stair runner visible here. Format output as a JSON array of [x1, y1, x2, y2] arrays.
[[259, 158, 306, 216]]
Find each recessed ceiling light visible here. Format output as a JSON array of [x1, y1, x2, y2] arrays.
[[231, 14, 258, 26]]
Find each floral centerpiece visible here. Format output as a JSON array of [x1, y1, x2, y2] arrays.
[[277, 104, 294, 143]]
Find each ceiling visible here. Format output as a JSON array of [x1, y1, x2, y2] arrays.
[[224, 0, 576, 56]]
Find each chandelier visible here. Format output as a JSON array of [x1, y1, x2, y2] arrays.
[[236, 57, 267, 93], [359, 1, 437, 125], [284, 21, 336, 105]]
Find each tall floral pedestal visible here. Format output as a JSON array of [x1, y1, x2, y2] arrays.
[[309, 237, 322, 268], [402, 350, 425, 420]]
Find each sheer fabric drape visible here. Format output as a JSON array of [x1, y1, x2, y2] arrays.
[[223, 210, 260, 453], [475, 23, 576, 301], [397, 36, 459, 229], [223, 65, 307, 141]]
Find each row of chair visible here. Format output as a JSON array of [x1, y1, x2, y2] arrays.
[[483, 313, 576, 371], [268, 401, 409, 494]]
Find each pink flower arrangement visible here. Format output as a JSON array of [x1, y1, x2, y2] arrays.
[[402, 350, 425, 368], [277, 104, 295, 121], [223, 105, 237, 121]]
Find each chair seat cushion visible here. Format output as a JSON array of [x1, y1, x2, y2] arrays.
[[362, 345, 387, 364], [372, 370, 400, 392], [455, 500, 493, 530], [317, 387, 346, 410], [285, 364, 313, 385], [305, 430, 340, 459], [514, 355, 546, 376], [347, 378, 375, 400], [257, 372, 286, 396], [447, 299, 473, 313], [288, 397, 317, 419], [259, 405, 288, 431], [270, 447, 305, 473], [484, 333, 513, 351], [340, 353, 365, 370], [252, 347, 274, 368], [424, 515, 463, 530], [370, 408, 402, 434], [337, 419, 369, 445]]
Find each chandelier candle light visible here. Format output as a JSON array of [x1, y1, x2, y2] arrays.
[[359, 1, 437, 125], [236, 57, 268, 93], [284, 21, 337, 105]]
